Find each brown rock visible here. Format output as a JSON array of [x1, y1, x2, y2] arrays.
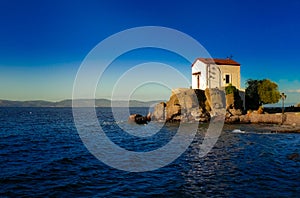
[[226, 115, 240, 123], [152, 102, 166, 121], [239, 115, 251, 123], [226, 92, 243, 110], [166, 104, 181, 121], [249, 113, 282, 124], [128, 114, 151, 124], [229, 108, 243, 116], [205, 88, 226, 109]]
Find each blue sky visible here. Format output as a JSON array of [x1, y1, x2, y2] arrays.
[[0, 0, 300, 104]]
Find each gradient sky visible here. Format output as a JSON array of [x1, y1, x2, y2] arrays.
[[0, 0, 300, 104]]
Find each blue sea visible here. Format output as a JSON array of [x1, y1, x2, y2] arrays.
[[0, 107, 299, 197]]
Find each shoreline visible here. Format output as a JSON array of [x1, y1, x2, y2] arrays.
[[225, 122, 300, 134]]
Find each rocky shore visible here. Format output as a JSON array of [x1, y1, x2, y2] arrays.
[[234, 112, 300, 126], [151, 88, 300, 127]]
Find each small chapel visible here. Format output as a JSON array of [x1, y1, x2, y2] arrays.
[[191, 58, 241, 90]]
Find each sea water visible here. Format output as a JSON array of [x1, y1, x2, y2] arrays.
[[0, 107, 299, 197]]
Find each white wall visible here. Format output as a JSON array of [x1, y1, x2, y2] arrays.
[[192, 60, 241, 90], [208, 64, 221, 88], [192, 60, 207, 90]]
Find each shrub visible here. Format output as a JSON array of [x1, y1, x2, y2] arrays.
[[225, 84, 237, 95]]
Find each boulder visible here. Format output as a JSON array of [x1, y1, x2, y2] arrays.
[[228, 108, 243, 116], [152, 102, 166, 121], [226, 92, 243, 110], [249, 113, 282, 124], [284, 113, 300, 125], [239, 115, 251, 123], [205, 88, 226, 116], [152, 88, 210, 122], [225, 92, 244, 116], [205, 88, 225, 109], [190, 107, 210, 122], [225, 115, 240, 123], [166, 104, 181, 121], [128, 113, 151, 124]]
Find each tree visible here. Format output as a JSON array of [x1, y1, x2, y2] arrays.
[[245, 79, 280, 110], [258, 79, 280, 105], [245, 79, 261, 110]]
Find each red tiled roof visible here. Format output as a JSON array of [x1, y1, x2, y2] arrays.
[[193, 58, 240, 66]]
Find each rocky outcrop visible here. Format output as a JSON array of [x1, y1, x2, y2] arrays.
[[150, 88, 300, 126], [283, 113, 300, 126], [248, 113, 282, 124], [227, 111, 300, 126], [205, 88, 226, 117], [152, 102, 166, 121], [152, 88, 226, 123], [224, 90, 245, 123]]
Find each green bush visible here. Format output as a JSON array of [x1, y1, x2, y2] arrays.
[[225, 84, 237, 95]]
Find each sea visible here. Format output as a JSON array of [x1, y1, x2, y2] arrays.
[[0, 107, 299, 197]]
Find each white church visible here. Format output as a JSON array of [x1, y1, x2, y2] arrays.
[[192, 58, 241, 90]]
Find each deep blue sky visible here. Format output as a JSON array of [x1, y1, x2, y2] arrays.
[[0, 0, 300, 104]]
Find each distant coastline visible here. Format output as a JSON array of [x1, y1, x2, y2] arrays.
[[0, 99, 161, 108], [1, 98, 297, 108]]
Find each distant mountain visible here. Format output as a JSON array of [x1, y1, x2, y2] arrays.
[[0, 99, 162, 107]]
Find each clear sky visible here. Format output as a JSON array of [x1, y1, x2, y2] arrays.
[[0, 0, 300, 105]]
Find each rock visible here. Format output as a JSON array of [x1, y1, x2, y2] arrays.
[[199, 117, 209, 122], [226, 92, 243, 110], [189, 107, 209, 122], [184, 95, 198, 109], [205, 88, 226, 110], [166, 104, 181, 121], [205, 88, 226, 117], [191, 108, 201, 119], [151, 87, 247, 123], [225, 115, 240, 123], [284, 113, 300, 125], [152, 102, 166, 121], [225, 91, 244, 122], [128, 114, 151, 124], [171, 88, 200, 110], [228, 108, 243, 116], [150, 88, 300, 126], [257, 106, 264, 114], [239, 115, 251, 123], [146, 112, 151, 121], [249, 113, 282, 124], [151, 88, 210, 123]]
